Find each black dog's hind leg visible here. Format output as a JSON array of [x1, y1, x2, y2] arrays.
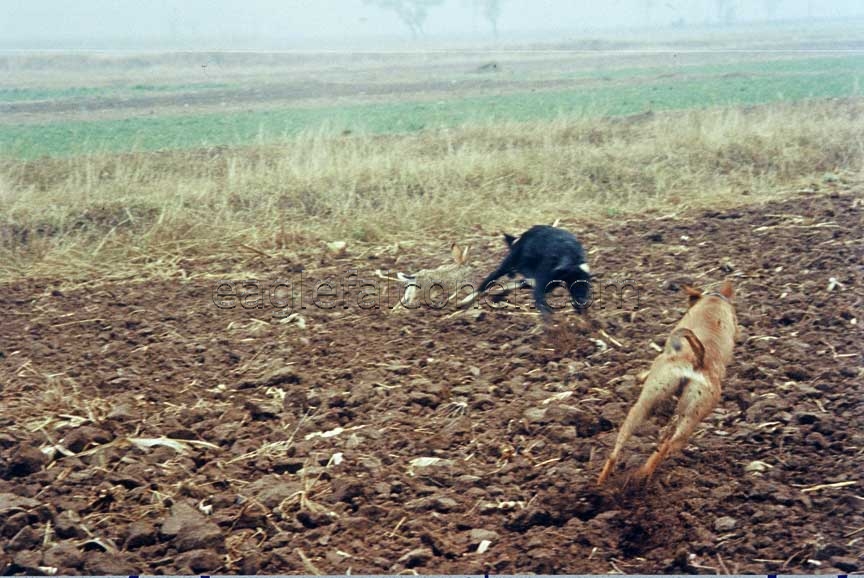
[[532, 274, 554, 319]]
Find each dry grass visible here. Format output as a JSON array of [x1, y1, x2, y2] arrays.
[[1, 98, 862, 283]]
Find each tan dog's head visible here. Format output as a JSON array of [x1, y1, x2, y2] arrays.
[[679, 280, 739, 360], [682, 280, 734, 308]]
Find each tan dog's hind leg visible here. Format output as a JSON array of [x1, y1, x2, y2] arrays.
[[597, 367, 685, 486], [636, 372, 720, 481]]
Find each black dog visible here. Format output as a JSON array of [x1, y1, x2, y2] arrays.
[[477, 225, 591, 315]]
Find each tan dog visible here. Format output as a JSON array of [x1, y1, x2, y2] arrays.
[[597, 281, 737, 485]]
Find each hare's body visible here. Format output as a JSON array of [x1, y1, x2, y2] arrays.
[[377, 244, 474, 309], [397, 261, 475, 308]]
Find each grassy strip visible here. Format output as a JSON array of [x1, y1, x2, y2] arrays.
[[1, 98, 861, 283]]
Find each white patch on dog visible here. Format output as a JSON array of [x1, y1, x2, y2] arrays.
[[579, 263, 591, 274], [678, 367, 709, 388]]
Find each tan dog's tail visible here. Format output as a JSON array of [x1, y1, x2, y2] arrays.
[[665, 328, 705, 370]]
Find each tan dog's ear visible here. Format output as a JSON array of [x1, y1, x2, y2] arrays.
[[682, 285, 702, 307], [719, 280, 734, 300]]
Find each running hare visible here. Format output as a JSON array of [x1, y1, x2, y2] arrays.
[[376, 243, 474, 309]]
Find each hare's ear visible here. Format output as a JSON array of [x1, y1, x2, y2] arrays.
[[459, 245, 470, 265], [719, 280, 734, 300], [451, 242, 464, 265], [682, 284, 702, 308]]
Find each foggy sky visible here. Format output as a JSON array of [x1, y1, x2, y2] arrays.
[[1, 0, 862, 49]]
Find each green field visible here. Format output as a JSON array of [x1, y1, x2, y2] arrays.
[[0, 82, 232, 103], [1, 54, 862, 159]]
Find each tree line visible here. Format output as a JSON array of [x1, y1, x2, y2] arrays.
[[362, 0, 506, 39], [363, 0, 816, 39]]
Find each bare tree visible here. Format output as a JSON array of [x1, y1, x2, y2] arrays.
[[463, 0, 506, 38], [480, 0, 504, 38], [363, 0, 444, 39]]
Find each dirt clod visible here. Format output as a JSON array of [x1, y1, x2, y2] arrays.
[[11, 550, 42, 575], [53, 510, 83, 539], [397, 547, 434, 568], [175, 548, 224, 573], [713, 516, 738, 532], [43, 542, 85, 570], [831, 556, 860, 572], [4, 445, 48, 478], [160, 502, 224, 552], [85, 552, 140, 575], [124, 520, 158, 549]]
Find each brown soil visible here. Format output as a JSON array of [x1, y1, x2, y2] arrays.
[[1, 189, 862, 575]]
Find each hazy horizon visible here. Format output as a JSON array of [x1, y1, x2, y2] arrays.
[[2, 0, 863, 50]]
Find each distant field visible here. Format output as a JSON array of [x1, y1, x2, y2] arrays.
[[1, 54, 862, 158], [0, 82, 231, 103]]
